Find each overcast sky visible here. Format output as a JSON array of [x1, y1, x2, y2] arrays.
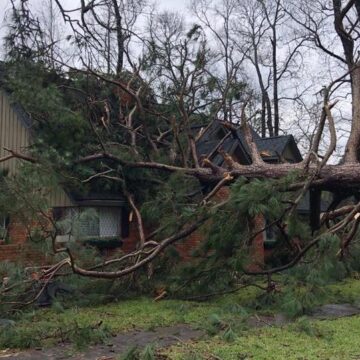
[[0, 0, 190, 58], [0, 0, 189, 12], [0, 0, 352, 159]]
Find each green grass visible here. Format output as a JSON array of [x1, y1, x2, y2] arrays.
[[326, 277, 360, 304], [162, 277, 360, 359], [0, 298, 221, 349], [24, 298, 219, 331], [0, 282, 263, 350], [165, 315, 360, 359], [2, 277, 360, 353]]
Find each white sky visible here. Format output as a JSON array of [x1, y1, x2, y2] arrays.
[[0, 0, 190, 58], [0, 0, 352, 159]]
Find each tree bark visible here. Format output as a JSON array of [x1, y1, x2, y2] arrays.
[[111, 0, 124, 75], [344, 65, 360, 162], [261, 96, 266, 138], [77, 152, 360, 190]]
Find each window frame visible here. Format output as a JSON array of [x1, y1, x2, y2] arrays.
[[55, 206, 124, 242], [0, 215, 9, 240]]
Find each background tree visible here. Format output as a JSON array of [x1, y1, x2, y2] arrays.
[[288, 0, 360, 161]]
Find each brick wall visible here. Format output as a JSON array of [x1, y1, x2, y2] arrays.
[[120, 220, 205, 260], [2, 214, 52, 264], [7, 217, 30, 244], [121, 222, 142, 252], [7, 213, 52, 245], [2, 188, 266, 266], [172, 188, 266, 264], [248, 214, 265, 271], [119, 186, 266, 264], [214, 186, 231, 200], [0, 244, 48, 264], [175, 230, 203, 259]]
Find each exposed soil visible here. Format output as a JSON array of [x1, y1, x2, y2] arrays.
[[0, 324, 203, 360], [310, 303, 360, 319], [2, 303, 360, 360], [246, 303, 360, 327]]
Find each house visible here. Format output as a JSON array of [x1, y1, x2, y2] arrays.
[[191, 120, 307, 267], [0, 62, 308, 266], [0, 84, 135, 262], [195, 120, 302, 166]]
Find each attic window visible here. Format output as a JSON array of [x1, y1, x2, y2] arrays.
[[233, 146, 249, 165], [215, 128, 226, 140]]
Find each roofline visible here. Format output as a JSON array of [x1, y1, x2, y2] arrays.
[[0, 88, 32, 129], [260, 134, 303, 162], [74, 200, 126, 207], [286, 135, 303, 162], [233, 135, 252, 164], [259, 135, 291, 141], [195, 118, 218, 142]]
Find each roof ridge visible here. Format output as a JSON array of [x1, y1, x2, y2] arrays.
[[259, 134, 291, 140]]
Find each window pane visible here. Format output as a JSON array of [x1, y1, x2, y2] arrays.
[[56, 207, 99, 239], [0, 215, 7, 239], [78, 208, 99, 238], [99, 207, 121, 237], [55, 207, 122, 240]]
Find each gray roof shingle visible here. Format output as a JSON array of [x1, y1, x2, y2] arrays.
[[196, 120, 302, 165]]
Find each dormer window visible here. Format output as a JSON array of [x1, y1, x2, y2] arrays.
[[215, 128, 226, 140]]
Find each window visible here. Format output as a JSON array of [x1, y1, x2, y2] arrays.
[[234, 146, 249, 165], [0, 215, 8, 241], [77, 208, 100, 237], [98, 207, 122, 237], [264, 219, 280, 244], [55, 207, 122, 241], [215, 128, 226, 140]]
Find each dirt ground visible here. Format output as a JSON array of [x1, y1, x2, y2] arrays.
[[0, 324, 204, 360]]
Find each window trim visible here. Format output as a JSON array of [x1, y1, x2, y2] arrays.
[[0, 215, 9, 240], [55, 206, 125, 242]]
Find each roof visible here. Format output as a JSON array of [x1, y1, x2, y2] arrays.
[[0, 61, 32, 129], [69, 192, 126, 207], [256, 135, 302, 162], [196, 120, 331, 216], [0, 64, 125, 207], [196, 120, 303, 166]]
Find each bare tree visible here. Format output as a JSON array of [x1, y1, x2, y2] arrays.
[[220, 0, 308, 137], [52, 0, 148, 74], [191, 0, 250, 125]]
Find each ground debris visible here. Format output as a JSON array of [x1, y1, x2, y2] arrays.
[[0, 324, 203, 360]]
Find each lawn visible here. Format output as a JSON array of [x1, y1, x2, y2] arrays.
[[165, 315, 360, 359], [1, 277, 360, 358]]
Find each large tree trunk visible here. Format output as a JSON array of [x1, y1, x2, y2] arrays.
[[333, 0, 359, 163], [344, 65, 360, 162], [111, 0, 124, 75], [261, 96, 266, 138], [265, 92, 273, 137]]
